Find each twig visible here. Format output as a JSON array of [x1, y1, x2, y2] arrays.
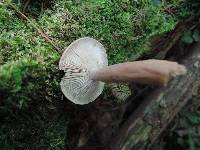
[[6, 1, 61, 54]]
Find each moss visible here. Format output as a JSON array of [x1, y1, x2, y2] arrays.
[[35, 0, 179, 64]]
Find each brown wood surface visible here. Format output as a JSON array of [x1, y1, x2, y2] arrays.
[[109, 43, 200, 150]]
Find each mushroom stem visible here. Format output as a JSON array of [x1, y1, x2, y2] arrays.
[[91, 59, 187, 86]]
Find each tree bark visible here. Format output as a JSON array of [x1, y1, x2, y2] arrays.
[[109, 43, 200, 150]]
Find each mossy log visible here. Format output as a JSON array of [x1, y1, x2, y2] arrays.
[[109, 43, 200, 150]]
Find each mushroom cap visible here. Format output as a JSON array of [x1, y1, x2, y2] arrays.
[[59, 37, 108, 105]]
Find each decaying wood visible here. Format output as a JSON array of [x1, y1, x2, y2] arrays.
[[109, 43, 200, 150], [153, 16, 198, 59], [138, 14, 200, 61]]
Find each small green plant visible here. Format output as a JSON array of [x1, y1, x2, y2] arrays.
[[169, 97, 200, 150], [181, 31, 200, 44]]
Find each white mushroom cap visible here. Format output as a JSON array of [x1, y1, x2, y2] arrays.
[[59, 37, 108, 105]]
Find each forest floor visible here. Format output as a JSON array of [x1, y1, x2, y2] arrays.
[[0, 0, 200, 149]]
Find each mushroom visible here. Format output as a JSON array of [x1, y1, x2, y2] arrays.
[[59, 37, 187, 105]]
